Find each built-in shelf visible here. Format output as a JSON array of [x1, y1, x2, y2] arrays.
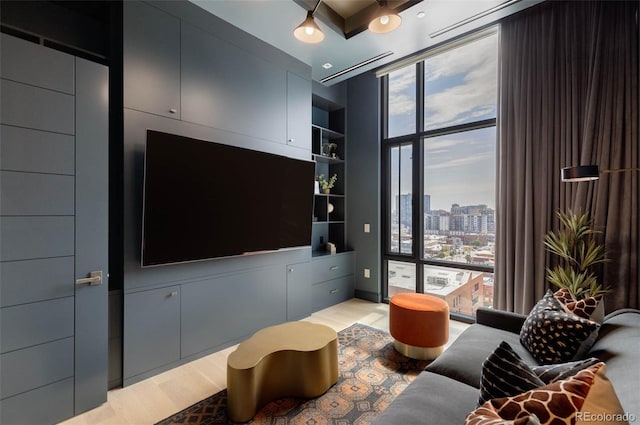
[[313, 153, 344, 164], [312, 101, 347, 257], [312, 124, 343, 140]]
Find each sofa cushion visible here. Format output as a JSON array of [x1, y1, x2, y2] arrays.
[[479, 341, 545, 405], [427, 324, 536, 389], [586, 309, 640, 417], [520, 290, 600, 364], [466, 363, 625, 425], [371, 371, 479, 425]]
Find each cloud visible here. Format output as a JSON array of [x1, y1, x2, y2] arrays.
[[424, 35, 498, 128], [424, 138, 461, 151], [388, 66, 416, 94], [427, 151, 494, 170], [387, 34, 498, 130]]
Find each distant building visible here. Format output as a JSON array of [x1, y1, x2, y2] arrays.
[[422, 267, 485, 315]]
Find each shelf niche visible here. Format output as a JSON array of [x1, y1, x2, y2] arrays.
[[312, 102, 347, 257]]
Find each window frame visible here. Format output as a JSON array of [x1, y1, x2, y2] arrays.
[[381, 29, 498, 319]]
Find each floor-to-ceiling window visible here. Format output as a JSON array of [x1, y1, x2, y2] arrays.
[[382, 29, 498, 319]]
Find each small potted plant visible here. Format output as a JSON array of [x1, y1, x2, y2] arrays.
[[317, 173, 337, 194]]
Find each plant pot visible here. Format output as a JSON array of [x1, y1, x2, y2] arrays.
[[591, 300, 605, 323], [322, 188, 330, 194]]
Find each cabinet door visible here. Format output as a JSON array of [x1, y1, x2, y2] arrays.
[[181, 266, 286, 358], [181, 23, 286, 143], [287, 262, 311, 321], [123, 286, 180, 382], [123, 1, 180, 118], [286, 72, 311, 150]]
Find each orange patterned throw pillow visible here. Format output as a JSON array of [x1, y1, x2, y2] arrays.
[[554, 288, 602, 321], [465, 363, 628, 425]]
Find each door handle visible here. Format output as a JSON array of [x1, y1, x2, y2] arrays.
[[76, 271, 103, 286]]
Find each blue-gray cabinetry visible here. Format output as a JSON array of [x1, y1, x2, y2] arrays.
[[181, 23, 288, 145], [123, 0, 181, 118], [120, 1, 326, 386], [287, 72, 312, 150], [123, 267, 287, 384], [181, 266, 286, 358], [311, 252, 355, 311], [286, 262, 312, 321], [123, 286, 181, 382]]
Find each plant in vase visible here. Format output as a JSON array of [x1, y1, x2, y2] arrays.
[[544, 209, 609, 321], [317, 173, 337, 194], [327, 143, 338, 158]]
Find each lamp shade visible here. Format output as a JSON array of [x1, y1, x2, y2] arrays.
[[368, 4, 402, 34], [561, 165, 599, 182], [294, 11, 325, 43]]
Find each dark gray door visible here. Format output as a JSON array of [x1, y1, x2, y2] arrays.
[[74, 57, 109, 415], [0, 34, 108, 423]]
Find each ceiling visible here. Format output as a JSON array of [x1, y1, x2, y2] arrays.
[[191, 0, 543, 86]]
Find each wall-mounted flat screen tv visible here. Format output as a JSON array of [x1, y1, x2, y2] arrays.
[[141, 130, 315, 267]]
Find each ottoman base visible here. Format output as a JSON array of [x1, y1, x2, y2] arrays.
[[394, 340, 444, 360]]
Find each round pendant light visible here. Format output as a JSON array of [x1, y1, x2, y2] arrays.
[[369, 1, 402, 34]]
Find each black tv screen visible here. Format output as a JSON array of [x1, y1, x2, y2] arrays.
[[141, 130, 315, 267]]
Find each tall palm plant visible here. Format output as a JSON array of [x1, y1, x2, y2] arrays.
[[544, 210, 609, 300]]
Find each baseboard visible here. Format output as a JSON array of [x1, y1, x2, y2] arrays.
[[355, 290, 381, 303]]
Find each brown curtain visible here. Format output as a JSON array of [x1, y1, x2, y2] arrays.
[[495, 1, 638, 314]]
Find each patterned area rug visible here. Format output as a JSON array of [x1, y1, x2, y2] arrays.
[[156, 323, 430, 425]]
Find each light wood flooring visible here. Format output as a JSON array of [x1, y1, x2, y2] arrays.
[[60, 298, 469, 425]]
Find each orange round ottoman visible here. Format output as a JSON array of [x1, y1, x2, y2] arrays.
[[389, 293, 449, 360]]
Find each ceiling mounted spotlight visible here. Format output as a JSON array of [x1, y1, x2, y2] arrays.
[[293, 0, 325, 44], [369, 0, 402, 34]]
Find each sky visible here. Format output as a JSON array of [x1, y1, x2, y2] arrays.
[[388, 33, 498, 211]]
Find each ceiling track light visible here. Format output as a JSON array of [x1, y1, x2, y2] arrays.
[[293, 0, 325, 44], [369, 0, 402, 34]]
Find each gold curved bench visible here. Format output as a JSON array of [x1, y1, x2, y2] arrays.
[[226, 321, 338, 423]]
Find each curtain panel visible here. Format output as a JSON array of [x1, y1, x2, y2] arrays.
[[495, 1, 638, 314]]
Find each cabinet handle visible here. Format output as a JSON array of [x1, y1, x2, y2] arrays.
[[287, 138, 294, 144], [169, 108, 177, 114], [288, 267, 294, 272], [330, 266, 339, 271], [169, 291, 178, 298], [330, 289, 338, 294], [76, 271, 102, 286]]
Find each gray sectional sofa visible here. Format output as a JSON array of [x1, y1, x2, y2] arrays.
[[373, 308, 640, 424]]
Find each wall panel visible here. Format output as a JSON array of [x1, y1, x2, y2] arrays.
[[0, 257, 74, 307], [0, 125, 74, 174], [0, 80, 74, 134], [0, 171, 74, 216]]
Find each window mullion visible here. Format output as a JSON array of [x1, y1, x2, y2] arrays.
[[415, 62, 425, 293]]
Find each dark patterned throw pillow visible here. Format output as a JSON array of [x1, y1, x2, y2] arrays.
[[532, 357, 601, 383], [479, 341, 545, 405], [520, 290, 600, 364]]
